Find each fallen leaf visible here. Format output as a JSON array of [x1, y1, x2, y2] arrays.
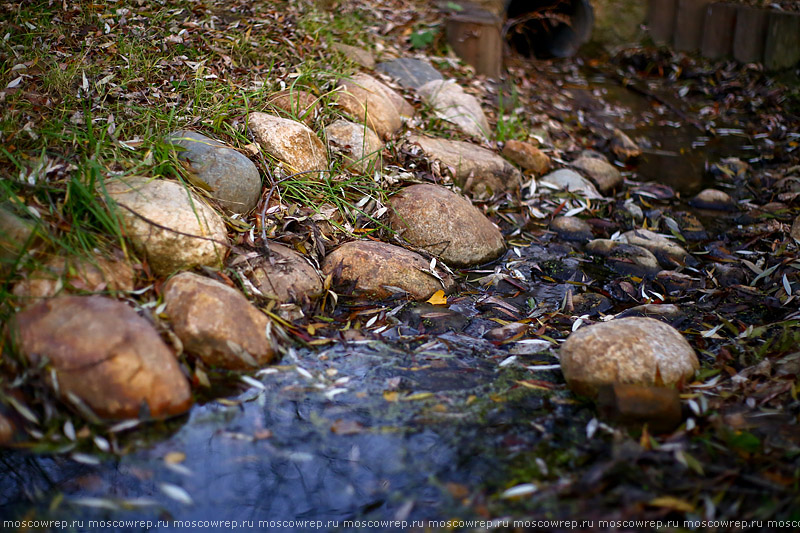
[[426, 289, 447, 305]]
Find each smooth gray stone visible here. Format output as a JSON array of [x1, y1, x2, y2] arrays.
[[376, 58, 443, 90]]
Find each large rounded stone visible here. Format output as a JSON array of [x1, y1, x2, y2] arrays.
[[325, 119, 384, 174], [540, 169, 602, 199], [247, 242, 323, 303], [619, 229, 694, 268], [571, 156, 622, 194], [337, 73, 403, 139], [12, 255, 135, 301], [559, 317, 699, 398], [164, 273, 275, 370], [322, 241, 455, 300], [167, 130, 262, 213], [550, 216, 593, 242], [417, 79, 490, 139], [689, 189, 736, 211], [502, 140, 551, 174], [586, 239, 662, 277], [105, 177, 229, 276], [406, 134, 522, 198], [247, 112, 328, 178], [388, 184, 505, 267], [9, 296, 192, 420]]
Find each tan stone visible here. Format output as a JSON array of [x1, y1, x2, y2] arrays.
[[9, 296, 192, 420], [323, 240, 454, 300], [337, 73, 403, 139], [406, 134, 521, 198], [0, 411, 14, 445], [792, 216, 800, 242], [164, 273, 275, 370], [619, 229, 692, 268], [586, 239, 662, 277], [105, 177, 228, 276], [13, 255, 135, 301], [571, 156, 622, 193], [389, 183, 505, 267], [610, 128, 641, 161], [265, 89, 320, 126], [247, 242, 323, 303], [689, 189, 736, 211], [502, 140, 551, 174], [539, 169, 602, 199], [248, 112, 328, 178], [559, 317, 699, 398], [325, 119, 384, 174], [331, 42, 375, 69], [0, 203, 39, 269], [417, 79, 490, 139]]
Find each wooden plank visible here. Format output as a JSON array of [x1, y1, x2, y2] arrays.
[[647, 0, 678, 44], [673, 0, 713, 51], [764, 9, 800, 70], [701, 3, 738, 59], [446, 8, 503, 77], [732, 6, 769, 63]]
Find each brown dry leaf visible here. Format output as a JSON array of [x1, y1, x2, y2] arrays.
[[330, 419, 364, 435], [164, 451, 186, 465]]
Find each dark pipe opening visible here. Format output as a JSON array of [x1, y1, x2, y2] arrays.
[[505, 0, 594, 58]]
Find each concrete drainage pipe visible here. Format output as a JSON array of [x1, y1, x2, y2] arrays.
[[504, 0, 594, 58]]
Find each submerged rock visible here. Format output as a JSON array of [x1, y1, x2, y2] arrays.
[[164, 272, 276, 370], [617, 303, 684, 324], [571, 156, 622, 194], [559, 317, 699, 398], [597, 384, 683, 433], [12, 255, 135, 301], [550, 216, 593, 242], [405, 134, 521, 198], [610, 128, 641, 161], [248, 112, 328, 178], [9, 296, 192, 420], [388, 184, 505, 267], [247, 242, 323, 303], [325, 119, 384, 174], [417, 79, 490, 139], [656, 270, 703, 295], [167, 130, 261, 213], [570, 292, 613, 316], [539, 169, 601, 199], [502, 140, 551, 174], [266, 89, 320, 126], [586, 239, 662, 277], [323, 240, 454, 300], [619, 229, 694, 268], [105, 177, 228, 276], [376, 58, 443, 90], [336, 73, 405, 139], [689, 189, 737, 211], [669, 211, 707, 241]]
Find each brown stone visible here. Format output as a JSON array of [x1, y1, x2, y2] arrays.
[[388, 184, 505, 267], [247, 242, 323, 303], [248, 113, 328, 178], [164, 273, 276, 370], [13, 255, 135, 301], [322, 240, 454, 300], [406, 134, 522, 199], [689, 188, 736, 211], [791, 216, 800, 243], [336, 73, 403, 139], [619, 229, 693, 268], [105, 177, 229, 276], [571, 156, 623, 193], [266, 89, 320, 126], [586, 239, 662, 277], [502, 140, 551, 174], [559, 317, 699, 398], [325, 119, 384, 174], [0, 203, 39, 270], [0, 411, 14, 445], [610, 128, 641, 161], [417, 79, 490, 140], [539, 169, 601, 199], [597, 383, 683, 433], [331, 43, 375, 69], [550, 216, 593, 242], [9, 296, 192, 420]]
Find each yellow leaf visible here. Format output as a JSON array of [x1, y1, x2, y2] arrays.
[[426, 290, 447, 305], [164, 451, 186, 465], [383, 391, 399, 402], [649, 496, 694, 513], [402, 392, 434, 401]]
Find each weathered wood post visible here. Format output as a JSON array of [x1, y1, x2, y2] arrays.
[[446, 6, 503, 77]]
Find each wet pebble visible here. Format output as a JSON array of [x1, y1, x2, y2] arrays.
[[388, 183, 506, 267], [164, 272, 276, 370], [502, 140, 551, 174], [106, 177, 228, 276], [617, 303, 684, 324], [570, 292, 612, 316], [323, 240, 454, 301], [539, 169, 601, 199], [559, 317, 699, 398], [400, 303, 468, 334], [610, 128, 641, 161], [689, 188, 737, 211], [10, 296, 193, 420], [712, 263, 748, 287], [655, 270, 703, 295], [570, 156, 622, 194], [586, 239, 662, 277], [668, 211, 707, 241], [550, 216, 593, 242], [247, 242, 323, 303], [619, 229, 694, 268], [167, 130, 261, 213], [597, 384, 682, 434], [248, 112, 328, 178], [484, 321, 528, 342]]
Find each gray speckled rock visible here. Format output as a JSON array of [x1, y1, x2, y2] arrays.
[[105, 177, 228, 276], [586, 239, 662, 277], [418, 79, 490, 140], [322, 240, 455, 300], [325, 119, 384, 174], [376, 58, 443, 90], [389, 184, 505, 267], [248, 113, 328, 178], [571, 156, 622, 194], [539, 169, 602, 199], [559, 317, 699, 398], [550, 216, 593, 242], [168, 131, 261, 213], [619, 229, 694, 268], [689, 189, 737, 211], [406, 134, 521, 199]]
